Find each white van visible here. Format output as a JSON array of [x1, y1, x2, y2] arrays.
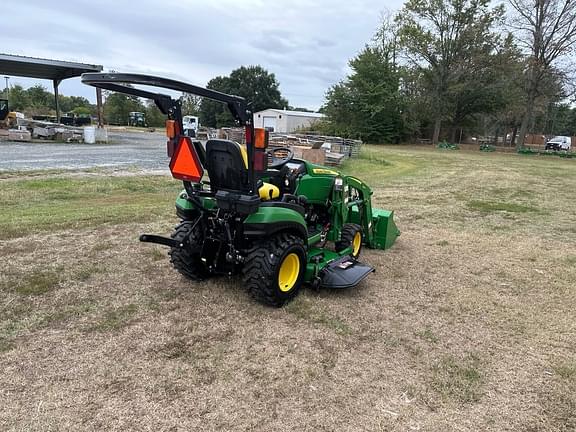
[[545, 136, 571, 151], [183, 115, 199, 137]]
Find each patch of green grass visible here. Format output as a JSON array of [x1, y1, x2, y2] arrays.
[[436, 240, 449, 247], [146, 248, 166, 262], [488, 187, 535, 199], [0, 297, 96, 346], [157, 338, 190, 360], [340, 146, 429, 183], [0, 337, 15, 353], [87, 304, 138, 332], [467, 200, 541, 214], [39, 302, 96, 328], [430, 354, 484, 403], [286, 297, 352, 335], [1, 270, 61, 296], [553, 362, 576, 380], [564, 256, 576, 265], [357, 151, 393, 166], [0, 168, 70, 179], [92, 241, 114, 253], [416, 327, 439, 343], [73, 264, 106, 282], [0, 176, 179, 240]]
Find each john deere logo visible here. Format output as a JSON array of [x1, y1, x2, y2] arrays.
[[312, 168, 338, 175]]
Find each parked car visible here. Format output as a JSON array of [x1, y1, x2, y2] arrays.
[[545, 136, 571, 151]]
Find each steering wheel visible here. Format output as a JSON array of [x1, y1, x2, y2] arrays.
[[267, 147, 294, 168]]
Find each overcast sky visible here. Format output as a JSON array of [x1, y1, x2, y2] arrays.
[[2, 0, 404, 110]]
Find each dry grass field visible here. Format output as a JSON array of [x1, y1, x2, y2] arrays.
[[1, 146, 575, 431]]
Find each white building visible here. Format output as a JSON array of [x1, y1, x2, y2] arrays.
[[253, 109, 325, 133]]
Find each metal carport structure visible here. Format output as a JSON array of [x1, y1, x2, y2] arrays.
[[0, 53, 103, 125]]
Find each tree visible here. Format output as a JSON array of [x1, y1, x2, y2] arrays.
[[181, 93, 201, 116], [508, 0, 576, 148], [478, 35, 527, 144], [6, 85, 29, 111], [199, 66, 288, 127], [324, 81, 356, 137], [103, 91, 145, 125], [1, 84, 96, 116], [26, 84, 52, 113], [200, 76, 233, 127], [324, 14, 404, 143], [288, 106, 314, 112], [396, 0, 504, 143], [536, 102, 576, 135], [144, 100, 165, 127], [71, 106, 92, 116], [324, 44, 404, 143]]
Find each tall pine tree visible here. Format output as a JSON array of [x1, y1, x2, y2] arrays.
[[324, 46, 403, 143]]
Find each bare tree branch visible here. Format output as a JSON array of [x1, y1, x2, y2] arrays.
[[508, 0, 576, 147]]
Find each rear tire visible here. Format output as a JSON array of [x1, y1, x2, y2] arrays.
[[335, 223, 363, 258], [169, 220, 208, 281], [243, 233, 306, 307]]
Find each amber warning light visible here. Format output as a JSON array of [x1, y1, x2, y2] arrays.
[[169, 136, 204, 182], [254, 128, 269, 149], [166, 120, 176, 138]]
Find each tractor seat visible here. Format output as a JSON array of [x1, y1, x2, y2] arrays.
[[205, 139, 280, 201], [238, 144, 280, 200]]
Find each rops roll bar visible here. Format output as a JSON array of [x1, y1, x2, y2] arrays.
[[81, 72, 257, 193]]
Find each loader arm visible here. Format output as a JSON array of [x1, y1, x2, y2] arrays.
[[345, 175, 399, 250]]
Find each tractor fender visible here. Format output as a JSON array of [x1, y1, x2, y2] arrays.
[[243, 206, 308, 244], [175, 191, 216, 220]]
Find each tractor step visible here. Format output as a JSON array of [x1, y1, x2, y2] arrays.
[[319, 255, 374, 289]]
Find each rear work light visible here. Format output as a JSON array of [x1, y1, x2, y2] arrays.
[[169, 136, 204, 182]]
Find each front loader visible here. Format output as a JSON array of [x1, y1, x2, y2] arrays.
[[82, 73, 399, 306]]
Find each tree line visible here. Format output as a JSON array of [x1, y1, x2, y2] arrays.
[[322, 0, 576, 147], [1, 85, 93, 116], [3, 0, 575, 144]]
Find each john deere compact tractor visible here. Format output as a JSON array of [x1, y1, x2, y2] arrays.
[[82, 73, 399, 306]]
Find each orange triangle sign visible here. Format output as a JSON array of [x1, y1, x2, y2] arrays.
[[169, 137, 204, 182]]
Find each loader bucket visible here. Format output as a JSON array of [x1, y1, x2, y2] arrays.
[[370, 208, 400, 250]]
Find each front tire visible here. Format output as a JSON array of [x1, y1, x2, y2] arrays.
[[169, 220, 208, 281], [243, 233, 306, 307], [335, 223, 363, 258]]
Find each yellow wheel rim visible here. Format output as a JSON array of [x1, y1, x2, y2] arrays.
[[278, 253, 300, 292], [352, 232, 362, 256]]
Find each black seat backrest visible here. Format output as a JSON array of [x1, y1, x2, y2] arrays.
[[205, 139, 248, 192]]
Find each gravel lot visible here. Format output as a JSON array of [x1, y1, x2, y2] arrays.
[[0, 130, 169, 171]]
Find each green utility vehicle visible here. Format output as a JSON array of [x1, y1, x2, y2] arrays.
[[82, 73, 399, 306]]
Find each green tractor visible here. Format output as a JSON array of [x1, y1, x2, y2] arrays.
[[82, 73, 399, 306]]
